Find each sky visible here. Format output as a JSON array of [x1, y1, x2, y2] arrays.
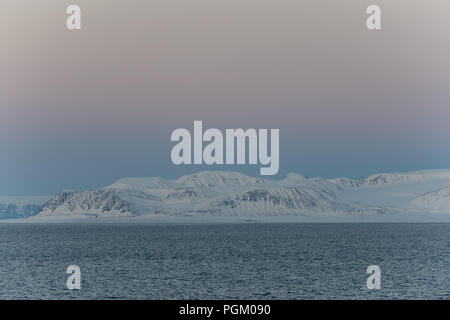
[[1, 0, 450, 195]]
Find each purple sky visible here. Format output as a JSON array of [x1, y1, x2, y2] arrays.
[[1, 0, 450, 195]]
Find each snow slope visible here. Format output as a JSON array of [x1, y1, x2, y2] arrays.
[[337, 169, 450, 209], [409, 185, 450, 213], [31, 169, 450, 219]]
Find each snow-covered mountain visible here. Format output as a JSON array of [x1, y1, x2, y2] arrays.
[[39, 190, 134, 217], [31, 169, 450, 218], [410, 185, 450, 213]]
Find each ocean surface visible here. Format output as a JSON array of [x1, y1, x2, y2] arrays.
[[0, 223, 449, 299]]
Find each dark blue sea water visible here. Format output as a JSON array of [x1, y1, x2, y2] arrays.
[[0, 223, 449, 299]]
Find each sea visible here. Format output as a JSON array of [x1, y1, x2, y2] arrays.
[[0, 223, 449, 299]]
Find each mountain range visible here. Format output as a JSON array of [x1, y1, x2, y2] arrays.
[[2, 169, 449, 220]]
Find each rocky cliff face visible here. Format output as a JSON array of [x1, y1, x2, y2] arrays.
[[39, 190, 134, 217]]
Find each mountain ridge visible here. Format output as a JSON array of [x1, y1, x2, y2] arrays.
[[29, 169, 450, 219]]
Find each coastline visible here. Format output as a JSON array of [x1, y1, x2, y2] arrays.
[[2, 211, 450, 224]]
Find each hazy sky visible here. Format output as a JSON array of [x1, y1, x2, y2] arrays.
[[1, 0, 450, 195]]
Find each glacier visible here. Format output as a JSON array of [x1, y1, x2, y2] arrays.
[[21, 169, 450, 221]]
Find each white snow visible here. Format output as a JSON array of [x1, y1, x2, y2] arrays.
[[409, 185, 450, 213], [18, 169, 450, 221]]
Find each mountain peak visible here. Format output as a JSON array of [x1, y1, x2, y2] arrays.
[[106, 177, 176, 190], [176, 171, 264, 188], [365, 169, 450, 186]]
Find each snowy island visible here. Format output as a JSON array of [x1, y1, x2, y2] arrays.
[[2, 170, 450, 222]]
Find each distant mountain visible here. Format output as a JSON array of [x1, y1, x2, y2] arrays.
[[31, 169, 450, 218], [0, 196, 50, 219], [364, 170, 450, 187], [0, 203, 41, 219]]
